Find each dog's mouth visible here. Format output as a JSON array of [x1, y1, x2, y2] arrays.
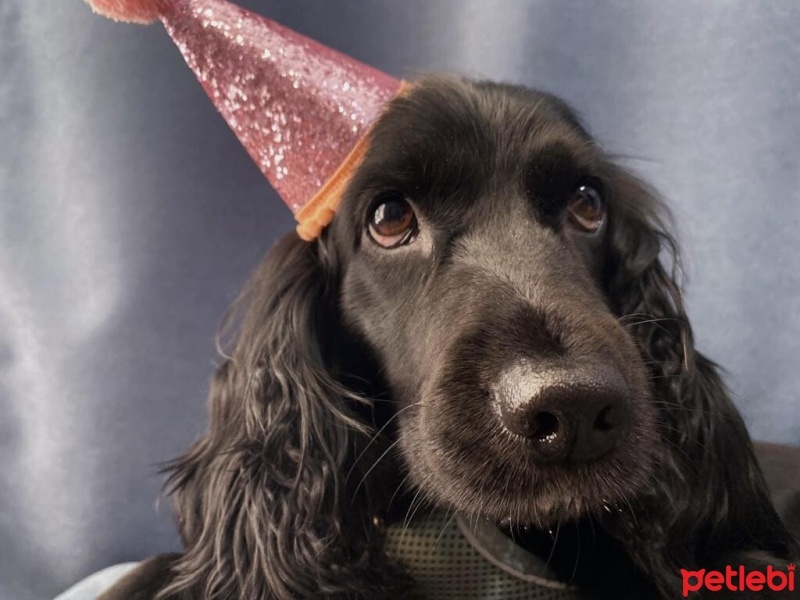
[[495, 493, 636, 534], [487, 452, 651, 527], [398, 378, 656, 531], [401, 421, 654, 531]]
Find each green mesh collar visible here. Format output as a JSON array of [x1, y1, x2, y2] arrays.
[[385, 512, 589, 599]]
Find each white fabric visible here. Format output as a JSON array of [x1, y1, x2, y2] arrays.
[[54, 564, 138, 600]]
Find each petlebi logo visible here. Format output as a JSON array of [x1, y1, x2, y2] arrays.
[[681, 564, 795, 596]]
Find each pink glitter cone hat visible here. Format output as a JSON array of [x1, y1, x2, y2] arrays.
[[85, 0, 404, 240]]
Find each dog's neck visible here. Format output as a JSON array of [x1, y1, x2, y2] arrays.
[[384, 503, 657, 599], [497, 517, 655, 597]]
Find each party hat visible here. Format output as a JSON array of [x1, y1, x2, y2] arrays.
[[85, 0, 404, 240]]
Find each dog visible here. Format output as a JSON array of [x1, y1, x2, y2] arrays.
[[100, 76, 798, 599]]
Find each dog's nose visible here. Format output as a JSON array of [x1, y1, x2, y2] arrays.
[[496, 371, 629, 462]]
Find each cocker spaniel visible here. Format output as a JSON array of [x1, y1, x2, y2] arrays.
[[102, 76, 798, 599]]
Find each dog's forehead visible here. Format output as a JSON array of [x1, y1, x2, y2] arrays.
[[374, 78, 589, 155], [347, 78, 592, 204], [353, 78, 595, 195]]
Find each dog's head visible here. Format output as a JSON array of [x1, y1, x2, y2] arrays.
[[161, 77, 795, 600], [331, 78, 656, 525]]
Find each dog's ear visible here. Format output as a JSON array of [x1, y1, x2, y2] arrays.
[[156, 233, 404, 600], [602, 165, 797, 593]]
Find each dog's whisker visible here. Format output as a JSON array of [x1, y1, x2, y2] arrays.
[[650, 398, 719, 411], [346, 403, 419, 484], [542, 520, 562, 576], [401, 474, 434, 540], [432, 509, 456, 551], [658, 421, 712, 450], [622, 497, 638, 528], [618, 311, 662, 322], [658, 435, 701, 475], [387, 469, 415, 510], [569, 525, 581, 584], [352, 436, 405, 498], [620, 317, 679, 328]]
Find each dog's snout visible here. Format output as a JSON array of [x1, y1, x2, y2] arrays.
[[496, 367, 629, 462]]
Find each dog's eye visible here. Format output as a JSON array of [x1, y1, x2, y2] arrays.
[[367, 193, 418, 248], [567, 185, 605, 233]]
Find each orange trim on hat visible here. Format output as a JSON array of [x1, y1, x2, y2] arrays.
[[294, 134, 370, 241], [295, 80, 413, 242]]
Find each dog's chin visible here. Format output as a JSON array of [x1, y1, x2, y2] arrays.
[[494, 487, 634, 529], [411, 445, 654, 529]]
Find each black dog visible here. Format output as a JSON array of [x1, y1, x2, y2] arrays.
[[102, 77, 798, 599]]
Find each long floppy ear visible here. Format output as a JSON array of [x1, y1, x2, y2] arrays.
[[602, 165, 797, 595], [156, 233, 406, 599]]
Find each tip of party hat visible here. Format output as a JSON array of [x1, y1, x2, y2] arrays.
[[86, 0, 405, 241], [84, 0, 167, 24]]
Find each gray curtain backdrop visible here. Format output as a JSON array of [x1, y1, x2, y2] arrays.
[[2, 1, 798, 598]]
